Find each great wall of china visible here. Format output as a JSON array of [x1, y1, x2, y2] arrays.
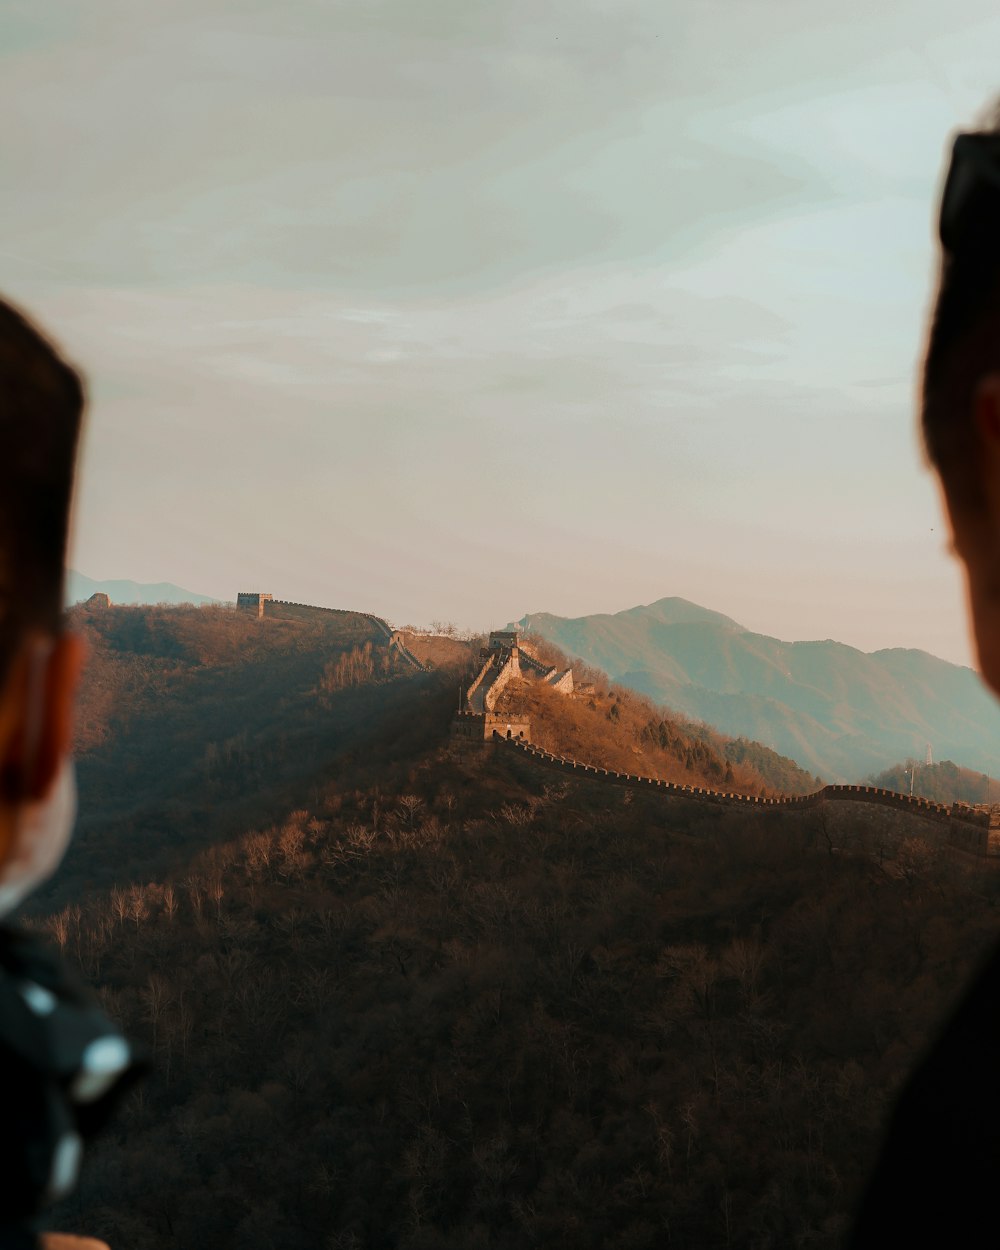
[[234, 592, 1000, 861], [465, 631, 574, 714], [489, 735, 996, 858], [451, 627, 1000, 861], [236, 592, 427, 672]]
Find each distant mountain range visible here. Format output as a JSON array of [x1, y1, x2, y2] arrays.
[[67, 571, 219, 607], [512, 597, 1000, 782]]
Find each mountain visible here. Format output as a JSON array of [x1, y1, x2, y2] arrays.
[[53, 601, 452, 907], [513, 597, 1000, 781], [39, 600, 1000, 1248], [66, 569, 219, 606]]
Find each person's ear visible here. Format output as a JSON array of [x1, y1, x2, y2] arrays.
[[1, 633, 86, 805]]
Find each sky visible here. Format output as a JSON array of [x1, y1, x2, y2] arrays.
[[3, 1, 1000, 666]]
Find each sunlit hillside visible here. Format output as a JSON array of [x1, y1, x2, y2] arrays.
[[61, 604, 818, 920], [51, 602, 472, 911], [490, 644, 819, 796]]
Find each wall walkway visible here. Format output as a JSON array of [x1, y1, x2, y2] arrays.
[[465, 656, 497, 714], [263, 600, 426, 671]]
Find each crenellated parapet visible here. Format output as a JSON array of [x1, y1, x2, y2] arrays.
[[465, 656, 498, 714], [451, 710, 531, 750], [484, 652, 519, 710], [490, 735, 996, 860], [236, 593, 398, 640], [265, 598, 394, 639], [234, 593, 428, 671], [236, 591, 273, 618], [515, 650, 552, 678], [547, 668, 575, 694], [461, 630, 573, 716], [388, 632, 427, 672]]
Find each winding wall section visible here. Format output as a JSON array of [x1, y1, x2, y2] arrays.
[[263, 600, 426, 671], [492, 735, 993, 856]]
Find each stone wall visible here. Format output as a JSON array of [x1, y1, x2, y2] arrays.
[[517, 650, 554, 679], [491, 736, 995, 859], [260, 597, 394, 640], [451, 711, 531, 751], [489, 631, 520, 649], [465, 657, 497, 714], [484, 652, 520, 710], [463, 636, 572, 714], [388, 633, 427, 672], [240, 594, 428, 670], [513, 643, 574, 695], [236, 592, 273, 619], [547, 669, 575, 694]]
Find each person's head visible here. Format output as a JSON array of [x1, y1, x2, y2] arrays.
[[0, 297, 86, 879], [924, 110, 1000, 694]]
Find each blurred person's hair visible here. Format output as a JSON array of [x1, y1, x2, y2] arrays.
[[923, 102, 1000, 509], [0, 298, 84, 684]]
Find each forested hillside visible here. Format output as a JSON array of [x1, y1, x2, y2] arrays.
[[869, 758, 994, 806], [61, 603, 817, 913], [45, 602, 470, 911], [24, 604, 1000, 1248]]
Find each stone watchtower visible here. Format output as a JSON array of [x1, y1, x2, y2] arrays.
[[487, 631, 521, 670], [237, 592, 273, 619]]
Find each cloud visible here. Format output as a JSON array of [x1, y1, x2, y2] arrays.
[[5, 0, 988, 296], [3, 0, 993, 663]]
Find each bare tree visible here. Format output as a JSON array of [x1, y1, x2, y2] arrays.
[[127, 883, 149, 930]]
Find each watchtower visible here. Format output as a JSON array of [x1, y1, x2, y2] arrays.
[[237, 592, 273, 619], [483, 630, 521, 673]]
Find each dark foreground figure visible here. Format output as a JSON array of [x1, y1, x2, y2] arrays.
[[850, 117, 1000, 1243], [0, 302, 140, 1249], [849, 938, 1000, 1244]]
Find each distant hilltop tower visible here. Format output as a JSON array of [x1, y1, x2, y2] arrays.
[[926, 743, 933, 767], [237, 592, 273, 619]]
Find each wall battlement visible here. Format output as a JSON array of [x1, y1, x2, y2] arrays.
[[237, 591, 273, 619], [451, 711, 531, 749], [462, 631, 573, 715], [492, 735, 995, 860], [265, 598, 394, 640], [234, 593, 426, 670]]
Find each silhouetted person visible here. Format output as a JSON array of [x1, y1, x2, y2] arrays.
[[0, 299, 139, 1250], [849, 111, 1000, 1244]]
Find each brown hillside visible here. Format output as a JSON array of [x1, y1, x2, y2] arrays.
[[397, 630, 475, 670], [493, 669, 816, 796]]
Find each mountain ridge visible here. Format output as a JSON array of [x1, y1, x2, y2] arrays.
[[512, 599, 1000, 781], [67, 570, 219, 606]]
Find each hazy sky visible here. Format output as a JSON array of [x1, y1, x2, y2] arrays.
[[3, 1, 999, 665]]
